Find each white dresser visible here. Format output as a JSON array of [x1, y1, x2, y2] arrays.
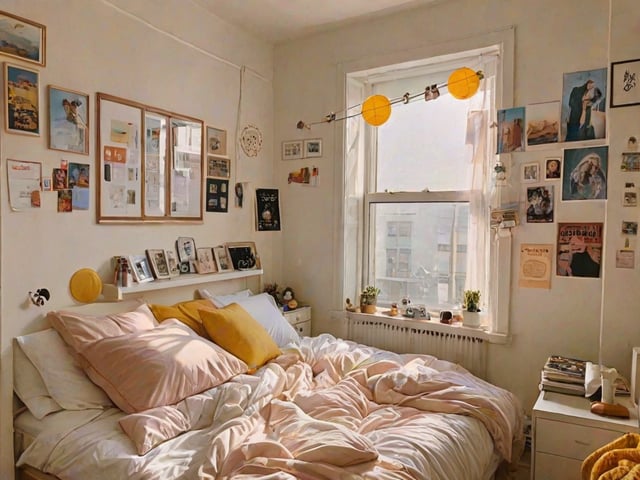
[[283, 306, 311, 336], [531, 391, 639, 480]]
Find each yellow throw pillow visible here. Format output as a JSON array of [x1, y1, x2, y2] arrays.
[[200, 304, 281, 372], [148, 299, 216, 337]]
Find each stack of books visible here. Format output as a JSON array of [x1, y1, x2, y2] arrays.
[[540, 355, 586, 396]]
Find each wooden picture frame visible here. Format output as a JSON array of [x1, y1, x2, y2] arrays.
[[206, 126, 227, 156], [165, 249, 180, 277], [282, 140, 303, 160], [226, 241, 260, 270], [207, 155, 230, 178], [48, 85, 89, 155], [129, 255, 154, 283], [146, 249, 171, 279], [213, 245, 233, 272], [0, 11, 45, 66], [176, 236, 197, 273], [5, 63, 40, 136], [304, 138, 322, 158], [610, 59, 640, 108], [195, 247, 218, 274]]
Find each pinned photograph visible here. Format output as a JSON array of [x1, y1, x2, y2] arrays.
[[526, 101, 559, 147], [497, 107, 525, 153]]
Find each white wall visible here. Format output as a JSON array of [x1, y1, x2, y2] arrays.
[[0, 0, 276, 477], [274, 0, 640, 417]]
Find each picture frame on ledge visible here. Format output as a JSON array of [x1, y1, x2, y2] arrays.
[[129, 255, 154, 284], [146, 249, 171, 279], [176, 236, 197, 273], [213, 245, 233, 272], [195, 247, 217, 274], [226, 242, 260, 270]]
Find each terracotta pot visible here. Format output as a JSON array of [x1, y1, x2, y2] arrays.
[[361, 304, 377, 314]]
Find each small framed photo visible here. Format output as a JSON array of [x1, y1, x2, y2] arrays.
[[544, 158, 561, 180], [207, 126, 227, 156], [42, 177, 52, 191], [304, 138, 322, 158], [5, 63, 40, 136], [522, 162, 540, 183], [176, 236, 197, 273], [0, 11, 46, 66], [48, 85, 89, 155], [165, 249, 180, 277], [622, 152, 640, 172], [226, 241, 260, 270], [282, 140, 303, 160], [610, 59, 640, 108], [146, 249, 171, 279], [213, 245, 233, 272], [207, 155, 230, 178], [622, 221, 638, 236], [129, 255, 154, 284], [195, 247, 217, 274]]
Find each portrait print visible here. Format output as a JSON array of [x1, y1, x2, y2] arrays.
[[561, 68, 607, 142], [562, 146, 608, 201]]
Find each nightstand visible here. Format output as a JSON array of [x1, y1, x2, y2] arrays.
[[283, 306, 311, 336], [531, 390, 639, 480]]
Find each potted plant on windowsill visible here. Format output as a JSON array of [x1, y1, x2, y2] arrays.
[[359, 286, 380, 314], [462, 289, 482, 328]]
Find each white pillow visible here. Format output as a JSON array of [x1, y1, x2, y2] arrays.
[[216, 292, 300, 347], [198, 288, 253, 308], [13, 340, 62, 419], [16, 329, 112, 410]]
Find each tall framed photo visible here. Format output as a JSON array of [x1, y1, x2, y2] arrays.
[[610, 59, 640, 108], [146, 249, 171, 279], [48, 85, 89, 155], [206, 126, 227, 155], [128, 255, 154, 284], [5, 63, 40, 136], [255, 188, 281, 231], [165, 249, 180, 277], [0, 11, 46, 66], [304, 138, 323, 158], [176, 236, 197, 273], [213, 245, 233, 272]]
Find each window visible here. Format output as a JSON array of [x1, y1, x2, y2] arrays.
[[344, 45, 502, 328]]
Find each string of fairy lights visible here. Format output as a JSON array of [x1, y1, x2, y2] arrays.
[[296, 67, 484, 129]]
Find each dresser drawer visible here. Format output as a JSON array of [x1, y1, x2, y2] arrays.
[[284, 307, 311, 325], [293, 320, 311, 336], [534, 451, 582, 480], [536, 418, 624, 460]]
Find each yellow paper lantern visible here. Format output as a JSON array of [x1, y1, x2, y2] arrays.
[[69, 268, 103, 303], [361, 94, 391, 126], [448, 67, 480, 100]]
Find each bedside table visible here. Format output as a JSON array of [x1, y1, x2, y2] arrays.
[[531, 390, 639, 480], [283, 306, 311, 336]]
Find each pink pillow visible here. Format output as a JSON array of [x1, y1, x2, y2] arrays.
[[78, 321, 247, 413], [48, 303, 158, 354]]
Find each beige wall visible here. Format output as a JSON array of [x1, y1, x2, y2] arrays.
[[273, 0, 640, 417], [0, 0, 277, 477]]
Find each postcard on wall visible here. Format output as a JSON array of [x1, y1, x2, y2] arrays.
[[526, 185, 554, 223], [7, 159, 41, 210], [255, 188, 281, 231], [624, 182, 637, 206], [556, 222, 603, 278], [621, 152, 640, 172], [525, 101, 559, 147], [616, 249, 635, 269], [519, 243, 553, 288], [288, 166, 319, 186], [497, 106, 525, 154], [562, 146, 608, 201], [5, 63, 40, 136], [561, 67, 607, 142]]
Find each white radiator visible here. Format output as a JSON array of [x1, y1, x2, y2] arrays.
[[346, 315, 487, 379]]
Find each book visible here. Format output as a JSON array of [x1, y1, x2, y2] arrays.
[[543, 355, 587, 379], [539, 382, 586, 396], [542, 370, 585, 385], [540, 371, 585, 396]]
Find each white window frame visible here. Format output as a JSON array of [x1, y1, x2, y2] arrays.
[[335, 28, 514, 341]]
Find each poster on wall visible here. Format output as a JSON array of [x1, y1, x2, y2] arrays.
[[556, 222, 603, 278], [562, 146, 608, 201], [497, 106, 525, 154], [561, 67, 607, 142], [255, 188, 281, 231], [519, 243, 553, 288], [526, 185, 554, 223]]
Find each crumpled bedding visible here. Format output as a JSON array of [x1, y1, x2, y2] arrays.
[[582, 433, 640, 480], [18, 334, 524, 480]]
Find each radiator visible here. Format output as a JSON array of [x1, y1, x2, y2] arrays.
[[346, 315, 487, 379]]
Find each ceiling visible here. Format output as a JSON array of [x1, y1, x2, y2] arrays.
[[194, 0, 442, 44]]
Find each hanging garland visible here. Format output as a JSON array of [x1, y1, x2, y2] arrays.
[[296, 67, 484, 130]]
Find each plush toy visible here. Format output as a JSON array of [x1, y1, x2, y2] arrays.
[[282, 287, 297, 311]]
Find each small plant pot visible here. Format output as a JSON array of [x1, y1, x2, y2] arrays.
[[361, 304, 377, 314], [463, 311, 481, 328]]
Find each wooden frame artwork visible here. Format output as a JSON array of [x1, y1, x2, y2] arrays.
[[207, 126, 227, 156], [0, 10, 46, 66], [213, 245, 233, 272], [226, 241, 260, 270], [129, 255, 154, 283], [195, 247, 218, 274], [146, 249, 171, 279], [5, 63, 40, 136], [176, 236, 197, 273], [282, 140, 303, 160], [97, 92, 204, 223], [611, 59, 640, 108], [48, 85, 89, 155]]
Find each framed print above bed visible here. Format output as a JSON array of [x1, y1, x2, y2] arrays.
[[48, 85, 89, 155], [0, 10, 46, 66], [5, 63, 40, 136]]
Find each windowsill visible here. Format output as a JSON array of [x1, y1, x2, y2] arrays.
[[346, 309, 510, 344]]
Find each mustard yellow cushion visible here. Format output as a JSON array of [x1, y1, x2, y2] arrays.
[[200, 304, 281, 371], [148, 299, 216, 337]]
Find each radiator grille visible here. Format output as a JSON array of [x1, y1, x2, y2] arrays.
[[347, 316, 487, 378]]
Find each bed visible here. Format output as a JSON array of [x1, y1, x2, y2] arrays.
[[13, 291, 524, 480]]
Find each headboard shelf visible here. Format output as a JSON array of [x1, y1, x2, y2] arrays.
[[102, 269, 263, 301]]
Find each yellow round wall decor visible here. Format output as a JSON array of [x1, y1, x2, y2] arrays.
[[447, 67, 481, 100], [361, 94, 391, 126], [69, 268, 103, 303]]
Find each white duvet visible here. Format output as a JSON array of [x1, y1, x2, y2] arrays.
[[18, 334, 524, 479]]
